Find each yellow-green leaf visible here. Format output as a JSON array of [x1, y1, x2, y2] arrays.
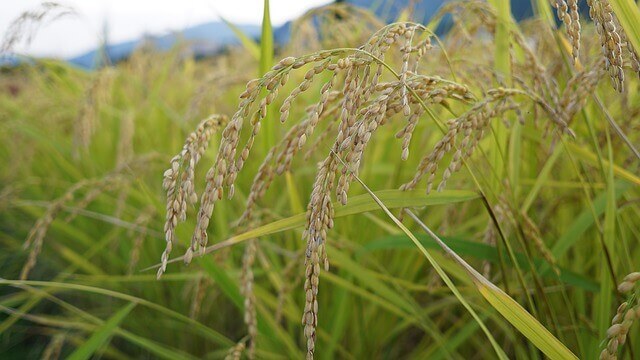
[[477, 284, 578, 360]]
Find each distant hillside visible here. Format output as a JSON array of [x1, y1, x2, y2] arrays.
[[346, 0, 589, 29], [60, 0, 590, 69], [68, 22, 262, 69], [345, 0, 575, 23]]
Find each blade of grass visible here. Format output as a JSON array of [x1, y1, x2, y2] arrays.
[[285, 171, 305, 214], [142, 189, 480, 270], [608, 0, 640, 53], [0, 279, 233, 346], [332, 153, 508, 360], [260, 0, 274, 152], [594, 126, 618, 354], [198, 258, 302, 358], [0, 227, 124, 334], [521, 146, 563, 213], [322, 274, 350, 360], [487, 0, 512, 194], [221, 17, 260, 60], [67, 302, 137, 360], [404, 210, 577, 360], [361, 234, 598, 292], [6, 282, 197, 360], [538, 182, 630, 276]]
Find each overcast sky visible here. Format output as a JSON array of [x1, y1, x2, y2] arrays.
[[0, 0, 331, 58]]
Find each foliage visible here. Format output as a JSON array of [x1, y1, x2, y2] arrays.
[[1, 1, 639, 359]]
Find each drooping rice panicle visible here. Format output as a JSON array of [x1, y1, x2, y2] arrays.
[[600, 272, 639, 359]]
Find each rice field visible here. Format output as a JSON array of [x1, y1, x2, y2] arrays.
[[1, 0, 640, 359]]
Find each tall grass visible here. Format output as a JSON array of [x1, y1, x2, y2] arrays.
[[1, 1, 639, 359]]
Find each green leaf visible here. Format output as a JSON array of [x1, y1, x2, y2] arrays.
[[361, 234, 599, 292], [476, 284, 578, 360], [564, 143, 640, 186], [486, 0, 512, 188], [221, 17, 261, 60], [198, 259, 301, 357], [0, 279, 233, 346], [609, 0, 640, 55], [67, 302, 136, 360], [147, 189, 480, 269], [487, 0, 512, 81], [114, 329, 196, 360], [405, 211, 577, 360], [260, 0, 275, 152], [198, 260, 242, 307], [338, 163, 508, 360], [538, 181, 631, 276], [595, 127, 618, 352], [259, 0, 273, 76]]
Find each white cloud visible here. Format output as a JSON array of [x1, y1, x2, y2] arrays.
[[0, 0, 331, 58]]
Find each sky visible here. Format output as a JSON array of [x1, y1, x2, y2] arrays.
[[0, 0, 331, 58]]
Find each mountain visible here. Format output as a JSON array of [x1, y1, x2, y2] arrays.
[[56, 1, 591, 69], [345, 0, 543, 24], [68, 22, 261, 69], [0, 54, 30, 68], [346, 0, 590, 31]]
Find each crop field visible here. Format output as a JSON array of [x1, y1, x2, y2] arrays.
[[1, 0, 640, 359]]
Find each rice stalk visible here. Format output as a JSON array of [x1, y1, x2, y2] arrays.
[[158, 115, 228, 278], [127, 207, 155, 275], [154, 17, 621, 356], [41, 333, 66, 360], [72, 70, 114, 157], [21, 156, 152, 280], [116, 112, 135, 167], [189, 273, 212, 320], [240, 239, 258, 359], [146, 1, 640, 358], [0, 2, 76, 54], [224, 341, 246, 360]]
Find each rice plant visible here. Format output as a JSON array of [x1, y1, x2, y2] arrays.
[[1, 1, 639, 359]]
